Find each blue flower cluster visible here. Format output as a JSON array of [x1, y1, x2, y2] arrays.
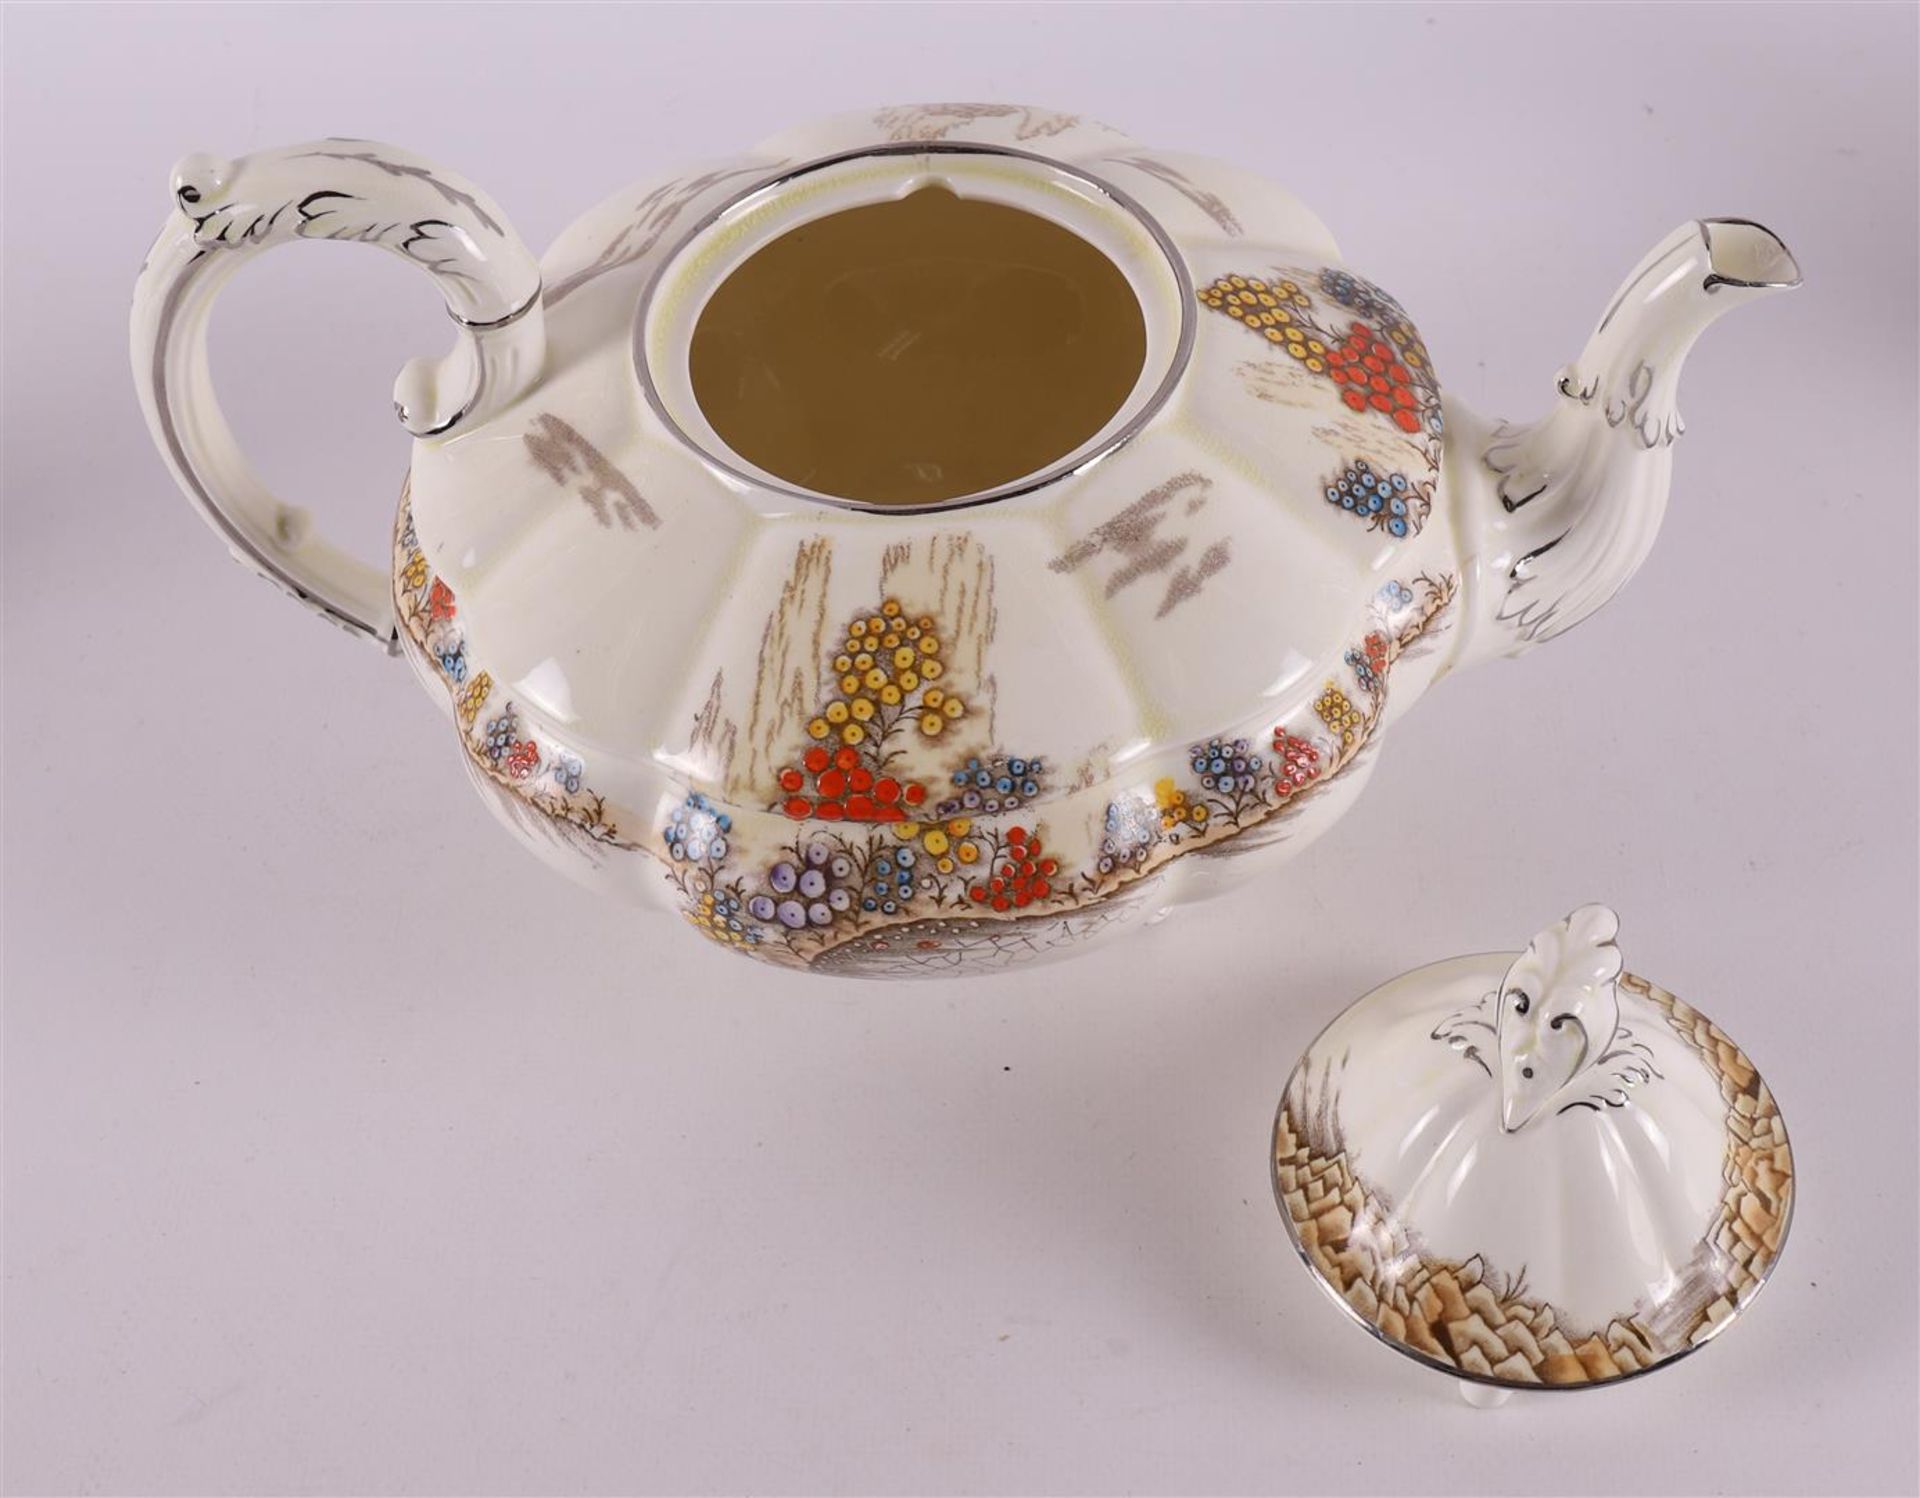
[[707, 889, 763, 944], [863, 846, 922, 915], [1325, 460, 1419, 537], [438, 643, 468, 683], [549, 752, 584, 795], [482, 709, 518, 765], [664, 791, 731, 864], [936, 754, 1047, 818], [1317, 267, 1387, 320], [1376, 579, 1415, 614], [1345, 645, 1380, 694], [1098, 792, 1159, 875], [748, 844, 853, 928], [1191, 737, 1262, 796]]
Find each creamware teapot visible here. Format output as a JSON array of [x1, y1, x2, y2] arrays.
[[131, 104, 1800, 977]]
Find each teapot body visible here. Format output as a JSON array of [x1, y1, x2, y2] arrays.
[[392, 483, 1459, 977], [389, 105, 1467, 976]]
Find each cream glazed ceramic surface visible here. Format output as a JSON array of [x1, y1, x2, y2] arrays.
[[1275, 906, 1793, 1403], [131, 103, 1802, 976]]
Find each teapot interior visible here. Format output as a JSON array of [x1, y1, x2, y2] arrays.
[[688, 185, 1147, 507]]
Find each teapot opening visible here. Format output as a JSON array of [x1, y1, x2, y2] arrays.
[[1700, 217, 1802, 291], [687, 184, 1149, 507]]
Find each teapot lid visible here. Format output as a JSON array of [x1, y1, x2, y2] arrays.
[[1274, 906, 1794, 1393]]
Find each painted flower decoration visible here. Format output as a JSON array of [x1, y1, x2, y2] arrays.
[[437, 643, 468, 683], [863, 846, 923, 916], [1315, 684, 1362, 745], [1325, 460, 1427, 538], [1198, 273, 1330, 373], [1326, 323, 1424, 434], [805, 598, 964, 752], [456, 672, 492, 728], [748, 841, 857, 928], [1271, 728, 1323, 799], [779, 743, 926, 822], [1199, 266, 1443, 447], [549, 752, 584, 795], [1377, 579, 1415, 615], [1316, 267, 1443, 440], [1199, 273, 1312, 316], [1154, 776, 1210, 834], [1099, 791, 1160, 875], [967, 826, 1058, 911], [1317, 268, 1388, 321], [891, 815, 984, 878], [687, 887, 763, 948], [1344, 630, 1392, 694], [1190, 737, 1262, 796], [504, 739, 542, 781], [482, 708, 519, 765], [937, 753, 1048, 818], [664, 791, 732, 865]]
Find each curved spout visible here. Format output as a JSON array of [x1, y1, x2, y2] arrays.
[[1450, 219, 1800, 662]]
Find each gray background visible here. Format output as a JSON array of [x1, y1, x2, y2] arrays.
[[5, 3, 1916, 1494]]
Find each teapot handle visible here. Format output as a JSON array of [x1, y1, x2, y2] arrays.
[[130, 140, 545, 650]]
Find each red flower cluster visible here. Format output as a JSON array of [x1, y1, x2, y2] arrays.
[[968, 826, 1059, 911], [779, 744, 928, 822], [1271, 729, 1323, 800], [1328, 323, 1423, 434], [428, 577, 457, 622], [1360, 631, 1390, 679], [504, 740, 541, 781]]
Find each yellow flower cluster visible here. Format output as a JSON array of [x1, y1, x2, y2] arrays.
[[1316, 683, 1362, 745], [685, 891, 752, 949], [1199, 275, 1328, 371], [401, 549, 429, 593], [1153, 776, 1210, 833], [1386, 322, 1428, 372], [805, 597, 964, 746], [891, 815, 984, 876], [457, 671, 493, 728]]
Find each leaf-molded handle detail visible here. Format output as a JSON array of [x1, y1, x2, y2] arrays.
[[132, 139, 546, 647]]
